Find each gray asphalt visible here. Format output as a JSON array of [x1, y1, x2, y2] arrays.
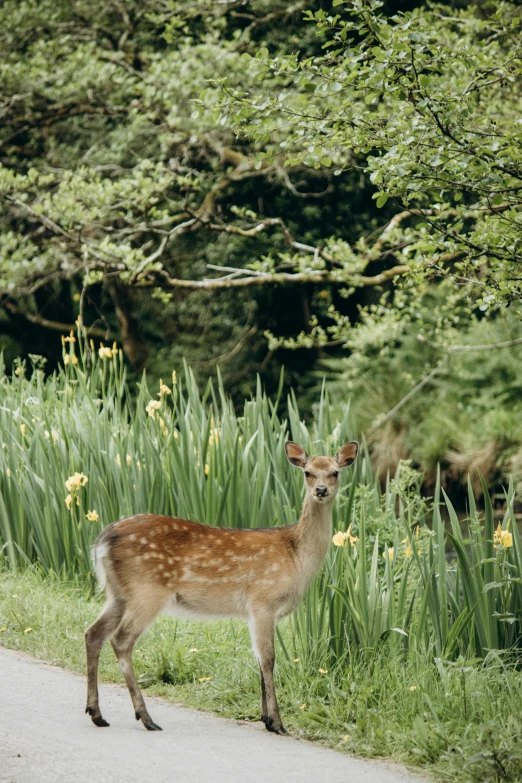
[[0, 646, 427, 783]]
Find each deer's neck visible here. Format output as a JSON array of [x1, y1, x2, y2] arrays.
[[293, 495, 334, 582]]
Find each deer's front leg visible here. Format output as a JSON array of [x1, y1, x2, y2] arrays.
[[249, 611, 287, 735]]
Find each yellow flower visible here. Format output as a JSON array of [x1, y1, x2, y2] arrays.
[[24, 627, 32, 634], [345, 523, 359, 548], [65, 494, 73, 510], [64, 353, 77, 365], [65, 472, 88, 492], [495, 521, 513, 549], [174, 430, 179, 439], [14, 367, 22, 376], [172, 370, 177, 385], [383, 547, 394, 561], [501, 530, 513, 549], [126, 454, 132, 467], [299, 703, 307, 710], [189, 648, 199, 653], [341, 734, 350, 742], [332, 524, 359, 548], [293, 658, 300, 663], [158, 379, 171, 397], [0, 627, 7, 632], [98, 345, 113, 359], [86, 510, 99, 522], [318, 668, 328, 674], [209, 428, 220, 446], [198, 676, 211, 682], [73, 292, 81, 302], [204, 464, 210, 476], [409, 685, 418, 691], [63, 331, 76, 343], [20, 423, 26, 438], [405, 544, 413, 558], [146, 399, 161, 418]]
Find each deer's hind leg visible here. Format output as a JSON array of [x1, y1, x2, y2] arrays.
[[85, 598, 124, 727]]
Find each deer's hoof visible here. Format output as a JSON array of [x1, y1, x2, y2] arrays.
[[144, 719, 163, 731], [263, 716, 287, 735], [86, 707, 110, 728]]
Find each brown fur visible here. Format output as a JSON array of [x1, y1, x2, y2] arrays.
[[84, 440, 358, 734]]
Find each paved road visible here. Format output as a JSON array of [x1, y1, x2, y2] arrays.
[[0, 647, 426, 783]]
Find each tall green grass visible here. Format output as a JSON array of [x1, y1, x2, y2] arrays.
[[1, 339, 521, 664]]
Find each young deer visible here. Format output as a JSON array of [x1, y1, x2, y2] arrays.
[[85, 439, 358, 734]]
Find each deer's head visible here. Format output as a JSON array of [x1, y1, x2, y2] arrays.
[[285, 441, 359, 503]]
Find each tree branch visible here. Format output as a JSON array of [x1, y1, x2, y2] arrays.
[[3, 301, 109, 339], [370, 356, 450, 430], [417, 334, 522, 352]]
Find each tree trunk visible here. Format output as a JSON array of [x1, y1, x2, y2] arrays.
[[105, 280, 148, 374]]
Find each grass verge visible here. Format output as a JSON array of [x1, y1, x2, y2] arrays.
[[2, 571, 522, 783]]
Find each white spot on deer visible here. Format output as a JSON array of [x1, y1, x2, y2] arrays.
[[271, 563, 280, 572], [129, 534, 136, 542], [149, 543, 157, 549], [143, 553, 151, 560], [140, 538, 148, 545], [168, 557, 174, 564]]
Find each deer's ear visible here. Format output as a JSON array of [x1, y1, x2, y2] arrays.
[[335, 441, 359, 468], [285, 441, 309, 469]]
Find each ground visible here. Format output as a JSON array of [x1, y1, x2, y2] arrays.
[[0, 647, 426, 783]]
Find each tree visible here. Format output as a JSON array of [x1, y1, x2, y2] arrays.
[[0, 0, 430, 391], [0, 0, 345, 386], [220, 0, 522, 355]]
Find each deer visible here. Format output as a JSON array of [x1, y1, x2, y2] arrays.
[[84, 439, 358, 734]]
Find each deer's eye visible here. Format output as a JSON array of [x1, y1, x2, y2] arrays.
[[332, 471, 339, 478], [304, 471, 311, 478]]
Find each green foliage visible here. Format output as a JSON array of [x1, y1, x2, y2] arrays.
[[0, 338, 358, 578], [316, 303, 522, 492], [0, 0, 364, 393], [226, 0, 522, 348]]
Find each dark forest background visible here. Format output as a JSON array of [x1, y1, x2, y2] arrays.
[[2, 0, 522, 496]]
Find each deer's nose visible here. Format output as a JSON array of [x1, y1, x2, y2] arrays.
[[315, 485, 328, 497]]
